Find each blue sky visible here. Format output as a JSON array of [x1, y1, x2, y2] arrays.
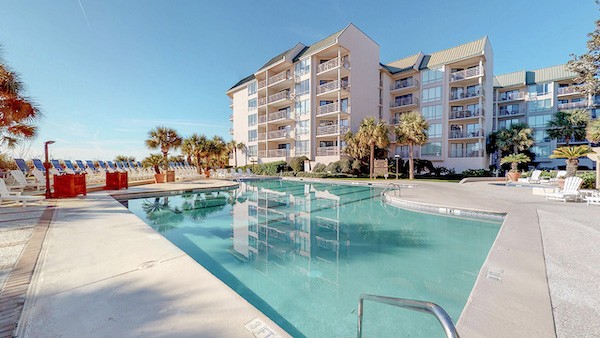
[[0, 0, 596, 161]]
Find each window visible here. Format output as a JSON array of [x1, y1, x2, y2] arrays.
[[294, 59, 310, 76], [527, 114, 552, 127], [422, 86, 442, 103], [499, 90, 521, 101], [466, 142, 480, 157], [248, 114, 257, 126], [295, 79, 310, 96], [498, 104, 520, 116], [528, 83, 550, 96], [421, 142, 442, 156], [248, 98, 257, 110], [341, 98, 349, 113], [498, 118, 521, 129], [248, 129, 257, 142], [422, 105, 442, 119], [531, 145, 551, 158], [248, 145, 257, 156], [466, 123, 480, 136], [428, 123, 442, 138], [320, 141, 336, 147], [278, 143, 290, 150], [527, 99, 552, 112], [422, 67, 443, 85], [247, 81, 257, 95], [450, 143, 464, 157], [533, 130, 549, 143], [296, 120, 309, 135], [295, 99, 309, 115], [295, 140, 309, 155], [393, 94, 413, 106]]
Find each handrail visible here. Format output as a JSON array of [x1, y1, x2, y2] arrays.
[[380, 183, 401, 197], [357, 294, 459, 338]]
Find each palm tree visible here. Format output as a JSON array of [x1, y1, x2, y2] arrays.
[[546, 109, 590, 145], [586, 119, 600, 144], [145, 127, 182, 172], [114, 155, 135, 163], [549, 145, 594, 177], [237, 142, 247, 166], [343, 131, 368, 161], [500, 153, 531, 172], [209, 136, 227, 167], [227, 140, 238, 167], [356, 117, 390, 179], [142, 154, 164, 174], [0, 59, 41, 148], [489, 122, 534, 155], [394, 112, 429, 180]]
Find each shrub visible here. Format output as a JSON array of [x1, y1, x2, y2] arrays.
[[339, 159, 352, 174], [325, 161, 342, 174], [461, 169, 492, 177], [578, 172, 596, 189], [0, 153, 17, 170], [280, 171, 296, 177], [254, 160, 288, 176], [313, 163, 326, 173], [288, 156, 308, 172]]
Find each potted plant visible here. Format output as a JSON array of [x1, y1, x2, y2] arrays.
[[549, 145, 594, 188], [145, 127, 182, 183], [500, 153, 531, 181], [143, 154, 165, 183]]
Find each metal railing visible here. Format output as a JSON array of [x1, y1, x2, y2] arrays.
[[267, 149, 289, 157], [268, 130, 290, 139], [317, 102, 345, 116], [268, 110, 293, 121], [316, 146, 340, 156], [317, 80, 349, 95], [258, 97, 267, 106], [557, 86, 580, 96], [258, 80, 266, 89], [558, 101, 589, 109], [267, 70, 290, 85], [268, 90, 290, 103], [450, 86, 484, 101], [380, 183, 402, 197], [391, 77, 417, 91], [258, 132, 266, 141], [450, 66, 483, 82], [449, 150, 482, 158], [497, 108, 522, 117], [449, 108, 483, 120], [357, 294, 459, 338], [498, 91, 525, 101], [390, 97, 418, 108], [258, 115, 267, 124], [317, 58, 339, 73], [449, 129, 484, 139], [316, 125, 349, 136]]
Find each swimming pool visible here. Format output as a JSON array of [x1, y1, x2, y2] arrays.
[[125, 180, 501, 337]]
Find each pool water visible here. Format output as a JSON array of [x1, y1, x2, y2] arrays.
[[125, 180, 501, 337]]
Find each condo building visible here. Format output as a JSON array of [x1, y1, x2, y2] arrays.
[[493, 66, 598, 169]]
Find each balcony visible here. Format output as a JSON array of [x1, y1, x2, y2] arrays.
[[558, 100, 589, 110], [317, 58, 339, 74], [229, 128, 234, 135], [316, 80, 349, 95], [557, 86, 580, 96], [229, 113, 233, 121], [268, 130, 291, 140], [258, 97, 267, 106], [258, 132, 266, 141], [267, 149, 290, 158], [267, 70, 291, 86], [258, 150, 266, 157], [450, 86, 484, 101], [450, 66, 483, 82], [258, 115, 267, 124], [316, 102, 348, 116], [497, 91, 525, 102], [268, 110, 293, 122], [267, 90, 291, 104], [316, 125, 349, 136], [449, 149, 482, 158], [258, 79, 267, 89], [497, 108, 523, 117], [316, 146, 340, 156], [449, 129, 484, 139], [390, 78, 418, 92], [449, 108, 483, 120], [390, 97, 418, 108]]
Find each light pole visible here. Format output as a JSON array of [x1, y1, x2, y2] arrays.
[[394, 154, 400, 179], [44, 141, 55, 199]]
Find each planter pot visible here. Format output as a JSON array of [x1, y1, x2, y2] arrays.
[[166, 170, 175, 182], [557, 178, 565, 189], [154, 173, 165, 183], [507, 171, 521, 182]]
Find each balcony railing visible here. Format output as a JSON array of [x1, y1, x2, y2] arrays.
[[267, 149, 290, 157], [449, 129, 484, 139], [391, 78, 418, 91], [449, 149, 482, 158], [268, 90, 290, 103], [316, 146, 340, 156], [258, 80, 266, 89], [258, 97, 267, 106], [258, 132, 266, 141], [267, 70, 290, 85], [450, 66, 483, 82], [390, 97, 418, 108], [229, 128, 234, 135], [268, 130, 290, 139], [258, 150, 266, 157], [557, 86, 580, 96], [498, 91, 525, 101], [229, 113, 233, 120], [317, 80, 349, 95], [449, 108, 483, 120], [558, 100, 589, 109], [316, 125, 349, 136], [497, 108, 522, 117], [258, 115, 267, 124], [316, 102, 349, 116], [269, 110, 293, 121], [450, 86, 484, 101], [317, 58, 339, 74]]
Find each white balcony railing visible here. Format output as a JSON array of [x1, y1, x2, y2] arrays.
[[450, 66, 483, 82], [258, 115, 267, 124], [449, 108, 483, 120], [497, 108, 522, 117], [317, 80, 349, 95], [317, 58, 339, 74], [391, 78, 418, 91], [316, 146, 340, 156], [498, 91, 525, 101], [449, 149, 482, 158], [267, 70, 290, 85], [450, 86, 484, 101], [316, 102, 349, 116], [316, 125, 349, 136], [229, 128, 234, 135], [268, 130, 290, 139], [268, 90, 290, 103], [449, 129, 484, 139], [268, 110, 293, 121], [558, 100, 589, 110], [258, 97, 267, 106], [229, 113, 233, 120], [390, 97, 418, 108], [258, 80, 267, 89], [267, 149, 290, 157], [258, 150, 266, 157], [557, 86, 580, 96]]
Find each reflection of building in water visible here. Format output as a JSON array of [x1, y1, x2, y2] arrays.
[[230, 181, 349, 286]]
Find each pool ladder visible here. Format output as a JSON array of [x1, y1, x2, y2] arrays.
[[357, 294, 459, 338], [380, 183, 402, 199]]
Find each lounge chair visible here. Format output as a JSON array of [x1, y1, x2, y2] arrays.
[[527, 170, 542, 184], [585, 195, 600, 206], [0, 178, 44, 207], [545, 176, 584, 202], [14, 158, 31, 174], [106, 161, 118, 172], [64, 160, 82, 174], [10, 170, 43, 190], [32, 159, 46, 173], [76, 160, 88, 172], [50, 160, 65, 174]]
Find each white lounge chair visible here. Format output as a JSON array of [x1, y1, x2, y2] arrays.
[[0, 178, 44, 207], [527, 170, 542, 184], [545, 176, 584, 202], [10, 170, 43, 191]]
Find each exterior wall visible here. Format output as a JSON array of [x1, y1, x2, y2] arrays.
[[230, 85, 251, 166]]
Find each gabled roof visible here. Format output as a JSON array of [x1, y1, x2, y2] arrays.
[[293, 28, 345, 61], [494, 71, 526, 88], [529, 64, 577, 84], [228, 74, 255, 91], [420, 36, 487, 69], [257, 48, 292, 72], [383, 53, 422, 74]]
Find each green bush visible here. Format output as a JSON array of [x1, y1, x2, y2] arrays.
[[339, 159, 352, 173], [288, 156, 308, 172], [313, 163, 326, 173], [325, 161, 341, 174], [461, 169, 492, 177], [577, 172, 596, 189], [253, 160, 288, 176], [280, 171, 296, 177]]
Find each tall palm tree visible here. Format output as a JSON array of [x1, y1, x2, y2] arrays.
[[145, 127, 182, 172], [227, 140, 238, 167], [549, 145, 594, 177], [0, 59, 41, 148], [546, 109, 590, 145], [394, 111, 429, 180], [182, 134, 208, 172], [356, 117, 389, 179], [490, 122, 534, 155], [237, 142, 247, 166]]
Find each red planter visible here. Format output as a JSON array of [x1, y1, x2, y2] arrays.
[[105, 172, 128, 190], [54, 174, 87, 198]]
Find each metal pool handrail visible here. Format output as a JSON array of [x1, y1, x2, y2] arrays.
[[380, 183, 402, 197], [357, 294, 459, 338]]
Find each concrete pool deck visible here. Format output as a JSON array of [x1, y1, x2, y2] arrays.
[[3, 178, 599, 337]]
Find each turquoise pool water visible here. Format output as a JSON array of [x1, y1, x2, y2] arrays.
[[125, 180, 501, 337]]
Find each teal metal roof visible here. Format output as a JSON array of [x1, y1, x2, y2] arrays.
[[293, 28, 345, 61], [420, 37, 487, 69], [228, 74, 255, 91], [494, 71, 526, 88]]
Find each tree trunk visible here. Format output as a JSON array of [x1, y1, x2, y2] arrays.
[[511, 162, 518, 172], [566, 158, 578, 177], [370, 143, 375, 179], [162, 151, 169, 173], [408, 143, 415, 180], [565, 137, 570, 146], [234, 149, 238, 167], [195, 152, 202, 173]]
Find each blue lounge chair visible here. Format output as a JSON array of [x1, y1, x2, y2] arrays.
[[14, 158, 30, 174], [128, 161, 137, 169], [86, 160, 99, 172], [76, 160, 87, 171], [97, 161, 108, 171], [107, 161, 118, 172], [32, 159, 46, 173], [50, 160, 65, 174], [115, 161, 126, 172], [137, 161, 144, 168], [63, 160, 81, 173]]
